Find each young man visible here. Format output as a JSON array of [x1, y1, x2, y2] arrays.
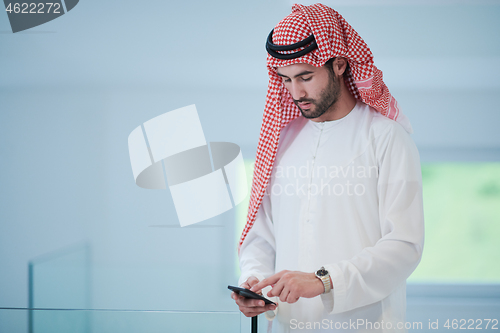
[[232, 4, 424, 332]]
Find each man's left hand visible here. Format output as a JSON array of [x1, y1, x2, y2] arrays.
[[250, 270, 324, 304]]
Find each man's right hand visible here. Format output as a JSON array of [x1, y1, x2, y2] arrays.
[[231, 276, 277, 317]]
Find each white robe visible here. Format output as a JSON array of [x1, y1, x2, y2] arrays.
[[239, 101, 425, 333]]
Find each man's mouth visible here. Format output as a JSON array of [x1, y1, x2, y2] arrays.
[[296, 101, 313, 110]]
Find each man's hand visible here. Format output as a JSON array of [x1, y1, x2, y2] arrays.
[[231, 276, 277, 317], [250, 270, 324, 304]]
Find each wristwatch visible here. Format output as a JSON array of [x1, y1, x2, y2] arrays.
[[315, 266, 332, 294]]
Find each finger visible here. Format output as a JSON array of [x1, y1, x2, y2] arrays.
[[268, 279, 285, 298], [240, 276, 260, 292], [236, 297, 267, 308], [247, 276, 260, 288], [250, 273, 281, 292], [242, 310, 267, 318], [279, 286, 290, 303], [239, 304, 268, 316], [286, 291, 299, 304], [267, 304, 277, 311], [251, 272, 284, 292], [240, 303, 276, 316]]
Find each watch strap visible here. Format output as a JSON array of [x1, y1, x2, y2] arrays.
[[316, 266, 332, 294]]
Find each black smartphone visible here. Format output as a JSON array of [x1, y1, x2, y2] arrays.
[[228, 285, 276, 305]]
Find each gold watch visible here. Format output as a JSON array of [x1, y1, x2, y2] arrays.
[[315, 266, 331, 294]]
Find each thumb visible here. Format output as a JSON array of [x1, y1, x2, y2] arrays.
[[247, 276, 260, 288]]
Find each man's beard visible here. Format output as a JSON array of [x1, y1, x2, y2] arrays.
[[294, 71, 341, 119]]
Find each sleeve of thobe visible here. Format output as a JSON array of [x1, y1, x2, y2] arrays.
[[238, 186, 279, 319], [321, 122, 425, 314]]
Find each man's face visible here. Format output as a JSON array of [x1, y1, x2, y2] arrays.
[[277, 62, 341, 120]]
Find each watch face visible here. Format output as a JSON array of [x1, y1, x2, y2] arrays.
[[317, 268, 328, 277]]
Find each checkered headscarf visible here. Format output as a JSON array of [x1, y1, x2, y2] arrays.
[[238, 3, 412, 250]]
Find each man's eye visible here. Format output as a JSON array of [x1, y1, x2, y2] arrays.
[[301, 76, 312, 82], [283, 78, 291, 83]]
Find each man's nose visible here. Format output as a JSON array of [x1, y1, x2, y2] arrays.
[[289, 83, 306, 101]]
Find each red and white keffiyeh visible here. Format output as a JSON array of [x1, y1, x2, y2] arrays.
[[238, 3, 412, 250]]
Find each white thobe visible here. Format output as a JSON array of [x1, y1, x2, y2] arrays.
[[239, 101, 425, 332]]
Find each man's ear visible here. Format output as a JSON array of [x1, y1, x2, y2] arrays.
[[333, 57, 348, 76]]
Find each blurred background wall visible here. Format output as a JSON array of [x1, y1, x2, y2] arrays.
[[1, 0, 499, 332]]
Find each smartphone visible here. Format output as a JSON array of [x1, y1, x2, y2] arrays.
[[228, 285, 276, 305]]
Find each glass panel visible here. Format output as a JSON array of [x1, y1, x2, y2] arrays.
[[0, 309, 241, 333], [29, 245, 90, 309], [27, 243, 238, 311], [22, 231, 240, 313]]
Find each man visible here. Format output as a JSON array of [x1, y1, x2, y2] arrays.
[[232, 4, 424, 332]]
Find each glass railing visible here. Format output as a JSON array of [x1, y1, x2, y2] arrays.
[[0, 308, 243, 333], [15, 243, 264, 333], [29, 244, 91, 310]]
